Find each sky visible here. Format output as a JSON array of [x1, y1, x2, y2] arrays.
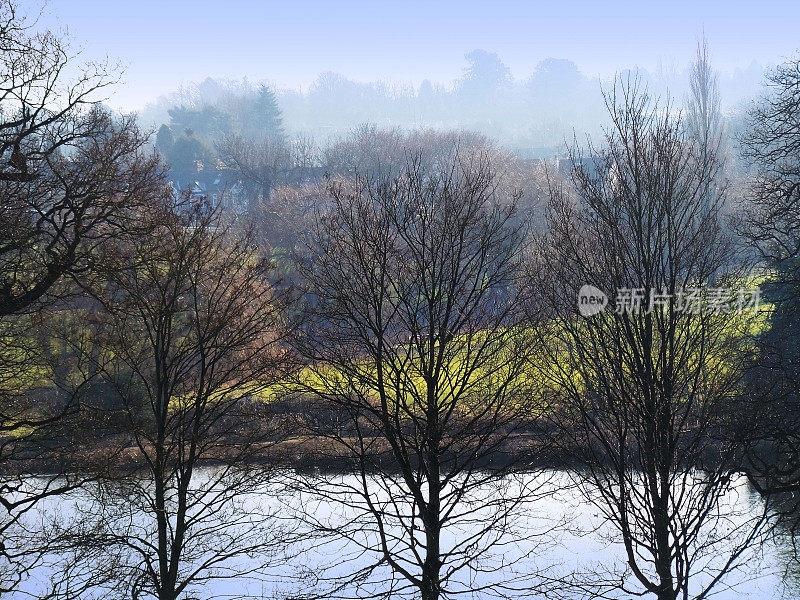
[[30, 0, 800, 111]]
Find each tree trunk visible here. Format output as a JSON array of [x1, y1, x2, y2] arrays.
[[421, 508, 441, 600]]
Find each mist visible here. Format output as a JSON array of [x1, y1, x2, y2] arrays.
[[135, 49, 767, 155], [5, 2, 800, 600]]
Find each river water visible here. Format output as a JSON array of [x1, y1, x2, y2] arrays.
[[11, 469, 800, 599]]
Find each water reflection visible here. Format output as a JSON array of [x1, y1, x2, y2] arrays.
[[7, 469, 800, 599]]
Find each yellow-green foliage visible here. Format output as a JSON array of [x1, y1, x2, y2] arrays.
[[259, 326, 545, 419], [0, 275, 778, 423]]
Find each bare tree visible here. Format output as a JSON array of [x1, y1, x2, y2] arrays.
[[532, 78, 766, 600], [290, 152, 554, 600], [217, 133, 317, 203], [741, 58, 800, 274], [686, 35, 723, 199], [735, 58, 800, 516], [78, 199, 297, 600], [0, 4, 160, 316], [216, 132, 320, 254], [323, 126, 493, 179], [0, 1, 162, 593]]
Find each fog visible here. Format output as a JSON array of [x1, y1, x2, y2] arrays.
[[5, 2, 800, 599], [30, 1, 782, 155], [135, 50, 766, 154]]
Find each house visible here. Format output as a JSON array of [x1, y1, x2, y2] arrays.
[[169, 162, 246, 215]]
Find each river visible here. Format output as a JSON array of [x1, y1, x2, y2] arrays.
[[10, 469, 800, 599]]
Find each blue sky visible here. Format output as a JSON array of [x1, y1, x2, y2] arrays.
[[33, 0, 800, 110]]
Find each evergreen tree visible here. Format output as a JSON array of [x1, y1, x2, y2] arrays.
[[155, 123, 174, 155], [166, 129, 214, 179], [168, 105, 233, 139], [249, 86, 284, 138]]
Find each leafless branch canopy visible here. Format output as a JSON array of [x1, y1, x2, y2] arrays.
[[533, 77, 765, 600], [290, 151, 551, 600]]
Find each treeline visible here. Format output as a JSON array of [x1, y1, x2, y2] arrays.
[[140, 48, 765, 154], [2, 2, 800, 600]]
